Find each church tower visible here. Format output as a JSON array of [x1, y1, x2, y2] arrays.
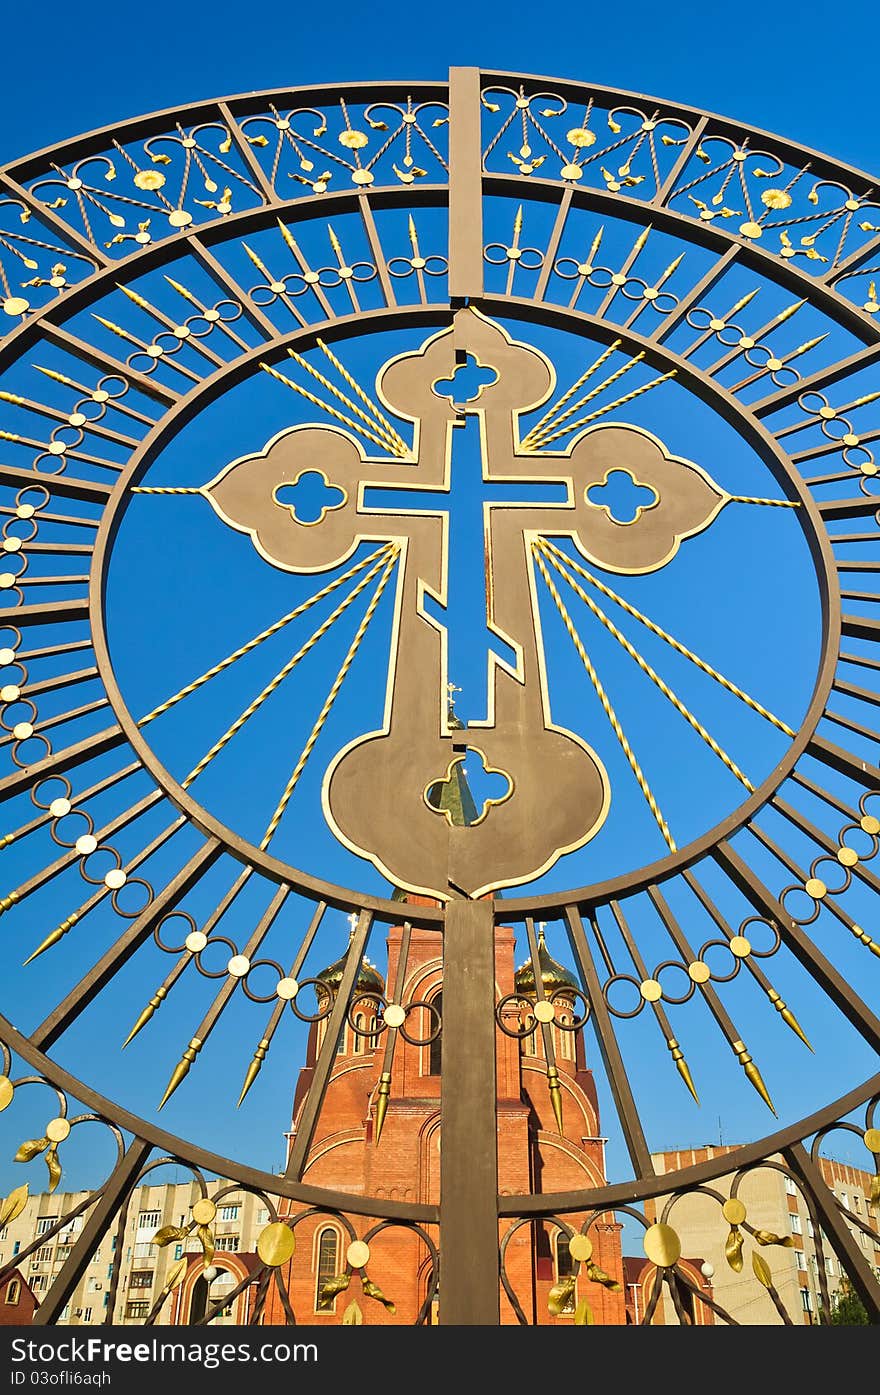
[[265, 913, 625, 1324]]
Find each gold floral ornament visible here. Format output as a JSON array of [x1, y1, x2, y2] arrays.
[[318, 1239, 396, 1318], [751, 1226, 796, 1249], [256, 1221, 296, 1268], [722, 1196, 746, 1271], [14, 1115, 69, 1193], [0, 1182, 29, 1227], [152, 1195, 216, 1266], [548, 1231, 621, 1316]]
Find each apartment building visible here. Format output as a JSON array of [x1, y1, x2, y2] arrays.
[[647, 1146, 880, 1324], [0, 1177, 268, 1324]]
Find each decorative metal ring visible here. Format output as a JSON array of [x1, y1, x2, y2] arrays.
[[11, 728, 51, 769], [549, 985, 590, 1028], [31, 776, 72, 811], [780, 883, 822, 925], [288, 976, 334, 1023], [0, 553, 27, 582], [15, 485, 50, 511], [110, 877, 153, 919], [3, 517, 39, 545], [347, 989, 387, 1036], [808, 854, 851, 897], [654, 960, 697, 1004], [241, 957, 286, 1003], [398, 997, 442, 1045], [153, 910, 197, 954], [697, 937, 741, 983], [738, 916, 782, 958], [495, 991, 540, 1037], [603, 972, 646, 1019], [79, 845, 123, 886], [649, 291, 679, 314], [194, 934, 238, 978], [837, 819, 877, 861], [50, 808, 95, 849]]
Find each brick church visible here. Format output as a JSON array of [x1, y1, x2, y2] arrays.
[[264, 897, 628, 1323], [256, 753, 710, 1325]]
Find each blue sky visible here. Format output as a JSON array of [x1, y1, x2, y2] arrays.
[[1, 0, 878, 177], [1, 1, 878, 1201]]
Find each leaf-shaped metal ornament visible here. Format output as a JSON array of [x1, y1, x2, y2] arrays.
[[361, 1276, 396, 1314], [197, 1224, 215, 1267], [752, 1252, 772, 1289], [753, 1229, 795, 1248], [725, 1225, 744, 1272], [547, 1275, 576, 1316], [342, 1299, 364, 1324], [44, 1144, 61, 1194], [586, 1259, 622, 1292], [15, 1136, 48, 1163], [165, 1257, 189, 1291], [574, 1296, 594, 1325], [0, 1182, 29, 1226], [151, 153, 173, 166], [152, 1225, 190, 1247], [319, 1272, 351, 1304]]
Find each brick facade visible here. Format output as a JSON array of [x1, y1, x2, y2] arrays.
[[265, 916, 626, 1324]]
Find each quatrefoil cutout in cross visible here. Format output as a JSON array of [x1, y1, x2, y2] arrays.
[[204, 309, 727, 898]]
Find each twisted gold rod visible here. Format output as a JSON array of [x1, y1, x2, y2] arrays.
[[139, 543, 395, 727], [260, 546, 399, 848], [535, 541, 755, 791], [132, 486, 203, 495], [183, 548, 396, 789], [527, 370, 677, 450], [532, 545, 676, 851], [538, 538, 795, 738], [315, 338, 408, 452], [521, 338, 621, 446], [286, 346, 405, 454], [261, 361, 405, 457], [522, 349, 643, 449]]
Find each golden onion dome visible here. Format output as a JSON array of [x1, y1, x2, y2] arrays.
[[514, 929, 578, 996], [317, 933, 385, 996]]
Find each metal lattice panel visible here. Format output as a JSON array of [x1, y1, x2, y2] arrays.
[[0, 68, 878, 1327]]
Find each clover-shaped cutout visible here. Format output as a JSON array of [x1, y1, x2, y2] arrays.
[[585, 468, 659, 525], [433, 353, 499, 407], [273, 470, 347, 526], [426, 748, 513, 826]]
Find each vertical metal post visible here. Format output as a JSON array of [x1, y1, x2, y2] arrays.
[[784, 1141, 880, 1322], [440, 898, 499, 1323], [32, 1139, 152, 1325], [448, 67, 484, 303]]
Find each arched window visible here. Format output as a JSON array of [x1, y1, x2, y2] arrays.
[[353, 1013, 365, 1055], [315, 1228, 339, 1312], [428, 992, 442, 1075], [4, 1279, 20, 1305], [555, 1013, 575, 1061], [189, 1274, 209, 1323], [522, 1012, 537, 1056]]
